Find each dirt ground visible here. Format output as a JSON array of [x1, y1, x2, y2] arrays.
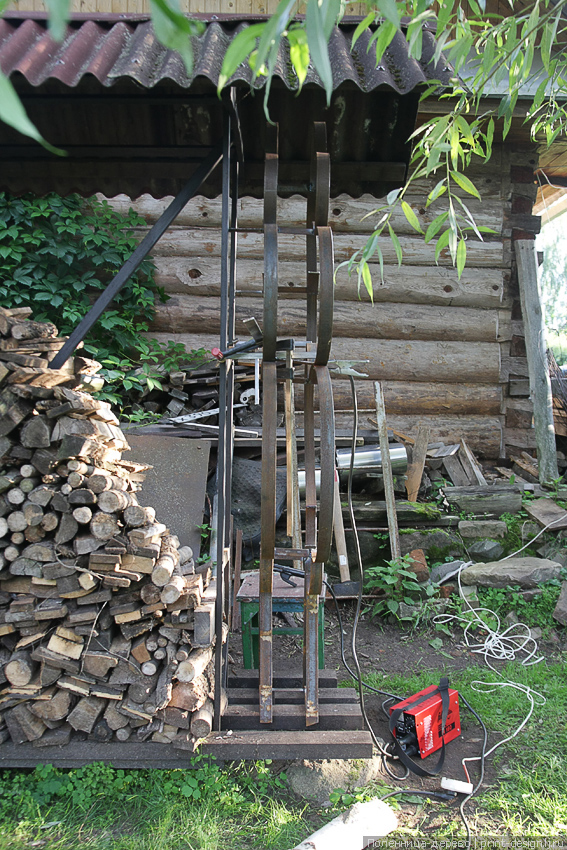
[[228, 601, 567, 837]]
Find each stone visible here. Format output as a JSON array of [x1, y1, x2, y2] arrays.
[[529, 627, 542, 640], [468, 539, 504, 563], [521, 588, 543, 601], [460, 585, 479, 608], [504, 611, 519, 626], [286, 756, 387, 805], [429, 560, 467, 585], [458, 520, 508, 539], [460, 557, 562, 589], [399, 529, 465, 561], [552, 581, 567, 626], [407, 549, 429, 582]]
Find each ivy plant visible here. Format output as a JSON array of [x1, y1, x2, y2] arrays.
[[0, 192, 163, 363]]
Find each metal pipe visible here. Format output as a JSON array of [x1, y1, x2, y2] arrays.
[[298, 445, 408, 494]]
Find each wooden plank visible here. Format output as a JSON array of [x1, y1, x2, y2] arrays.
[[0, 732, 373, 765], [459, 439, 488, 486], [222, 703, 364, 731], [228, 666, 338, 689], [524, 498, 567, 531], [442, 454, 472, 487], [405, 426, 431, 502], [374, 383, 400, 560], [515, 240, 558, 484], [226, 688, 360, 705], [443, 485, 523, 517]]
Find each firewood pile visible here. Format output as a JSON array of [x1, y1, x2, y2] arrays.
[[0, 307, 220, 750]]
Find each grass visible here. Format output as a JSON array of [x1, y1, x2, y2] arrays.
[[343, 659, 567, 838], [0, 759, 325, 850]]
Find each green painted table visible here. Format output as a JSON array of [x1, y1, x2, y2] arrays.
[[236, 571, 325, 670]]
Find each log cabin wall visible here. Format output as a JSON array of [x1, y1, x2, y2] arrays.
[[108, 140, 540, 460]]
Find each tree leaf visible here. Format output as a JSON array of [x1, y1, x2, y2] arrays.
[[424, 211, 448, 244], [0, 73, 65, 156], [401, 201, 424, 233], [150, 0, 205, 75], [217, 23, 265, 92], [388, 223, 403, 266], [375, 0, 401, 29], [361, 261, 373, 299], [306, 0, 334, 105], [435, 229, 451, 264], [351, 11, 375, 49], [450, 170, 481, 199], [456, 237, 467, 279], [287, 26, 310, 89], [44, 0, 70, 42]]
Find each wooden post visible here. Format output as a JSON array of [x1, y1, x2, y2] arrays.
[[374, 383, 401, 561], [515, 240, 559, 485]]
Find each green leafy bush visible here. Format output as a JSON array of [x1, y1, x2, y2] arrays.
[[364, 553, 434, 619], [0, 192, 162, 362]]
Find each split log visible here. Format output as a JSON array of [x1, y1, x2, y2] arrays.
[[11, 704, 46, 741], [176, 645, 213, 684], [67, 696, 106, 733], [29, 688, 72, 721], [123, 505, 156, 527], [5, 650, 35, 686], [151, 535, 180, 587], [90, 511, 120, 540], [190, 691, 227, 738], [160, 574, 202, 605]]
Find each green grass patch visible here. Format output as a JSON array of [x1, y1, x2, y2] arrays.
[[342, 661, 567, 837], [0, 757, 324, 850]]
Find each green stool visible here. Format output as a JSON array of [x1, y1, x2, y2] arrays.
[[237, 570, 325, 670]]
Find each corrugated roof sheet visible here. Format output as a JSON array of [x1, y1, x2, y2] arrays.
[[0, 17, 451, 93]]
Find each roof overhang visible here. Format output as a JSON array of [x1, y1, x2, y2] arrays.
[[0, 15, 451, 198]]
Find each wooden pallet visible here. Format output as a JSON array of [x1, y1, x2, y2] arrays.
[[0, 667, 373, 766]]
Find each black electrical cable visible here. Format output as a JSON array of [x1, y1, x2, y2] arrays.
[[344, 375, 409, 781], [458, 692, 489, 850], [380, 789, 457, 803]]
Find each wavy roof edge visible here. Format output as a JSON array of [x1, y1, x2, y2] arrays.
[[0, 17, 452, 93]]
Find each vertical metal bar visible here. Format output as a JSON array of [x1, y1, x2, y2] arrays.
[[303, 559, 319, 727], [259, 360, 277, 723], [213, 104, 232, 732], [374, 382, 401, 562]]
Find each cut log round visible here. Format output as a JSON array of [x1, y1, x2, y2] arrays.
[[73, 506, 93, 525], [123, 504, 156, 528], [141, 660, 158, 676], [7, 488, 25, 506], [41, 512, 59, 532], [7, 511, 27, 532], [176, 646, 213, 684], [90, 511, 120, 540], [115, 727, 131, 741], [5, 650, 35, 686], [97, 490, 137, 514], [159, 575, 187, 604], [23, 503, 43, 527]]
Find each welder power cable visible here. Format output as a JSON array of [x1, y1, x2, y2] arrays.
[[344, 375, 409, 780]]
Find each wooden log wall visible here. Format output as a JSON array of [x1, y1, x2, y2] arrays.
[[109, 141, 540, 459], [10, 0, 369, 15]]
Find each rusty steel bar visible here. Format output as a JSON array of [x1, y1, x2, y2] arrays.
[[49, 142, 224, 369], [303, 559, 320, 727], [259, 360, 277, 723]]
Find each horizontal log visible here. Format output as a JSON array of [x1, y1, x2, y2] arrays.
[[146, 333, 502, 384], [143, 228, 504, 268], [154, 256, 505, 308], [295, 412, 503, 458], [113, 192, 503, 235], [294, 381, 502, 416], [150, 296, 500, 343]]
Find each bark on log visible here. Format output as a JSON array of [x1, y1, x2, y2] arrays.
[[5, 650, 35, 686], [176, 645, 213, 684], [294, 381, 502, 416], [97, 489, 137, 513], [151, 296, 501, 344], [148, 334, 502, 385], [90, 511, 120, 540]]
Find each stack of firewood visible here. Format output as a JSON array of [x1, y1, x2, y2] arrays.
[[0, 307, 220, 750]]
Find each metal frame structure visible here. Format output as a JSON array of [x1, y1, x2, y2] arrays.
[[48, 93, 338, 730]]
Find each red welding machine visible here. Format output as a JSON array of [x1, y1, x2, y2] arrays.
[[389, 682, 461, 760]]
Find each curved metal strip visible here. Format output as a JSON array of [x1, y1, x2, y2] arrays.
[[315, 226, 334, 367], [310, 364, 335, 570], [306, 123, 329, 343]]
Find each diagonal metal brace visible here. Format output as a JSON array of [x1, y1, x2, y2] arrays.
[[49, 142, 224, 370]]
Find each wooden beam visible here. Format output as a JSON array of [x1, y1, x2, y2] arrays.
[[515, 240, 559, 484]]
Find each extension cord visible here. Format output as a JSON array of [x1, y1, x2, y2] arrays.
[[441, 777, 474, 795]]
